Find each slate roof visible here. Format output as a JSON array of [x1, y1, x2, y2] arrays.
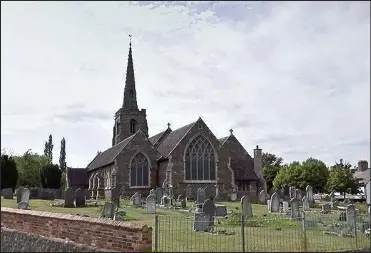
[[66, 167, 88, 187], [149, 130, 167, 145], [218, 136, 229, 145], [354, 168, 371, 185], [157, 121, 197, 158], [230, 158, 259, 181], [87, 133, 136, 172]]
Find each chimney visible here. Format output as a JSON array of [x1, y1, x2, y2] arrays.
[[358, 160, 368, 172]]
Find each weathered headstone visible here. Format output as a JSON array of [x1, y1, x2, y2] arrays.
[[64, 187, 75, 207], [215, 205, 227, 217], [295, 189, 302, 201], [241, 195, 252, 217], [282, 201, 289, 213], [267, 200, 271, 212], [290, 198, 300, 219], [196, 188, 206, 205], [111, 186, 120, 207], [103, 202, 114, 219], [2, 188, 13, 199], [160, 195, 171, 207], [258, 190, 266, 204], [302, 196, 310, 211], [16, 187, 24, 203], [305, 185, 314, 203], [133, 193, 141, 206], [20, 188, 30, 205], [146, 194, 156, 214], [17, 201, 29, 210], [155, 187, 163, 204], [150, 189, 156, 195], [202, 199, 216, 217], [75, 188, 86, 207], [270, 192, 279, 212], [346, 204, 356, 231], [193, 213, 212, 232], [289, 186, 296, 200]]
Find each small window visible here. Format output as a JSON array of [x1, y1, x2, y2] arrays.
[[130, 119, 137, 134], [129, 90, 134, 98]]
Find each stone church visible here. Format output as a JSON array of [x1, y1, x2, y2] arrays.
[[84, 41, 266, 200]]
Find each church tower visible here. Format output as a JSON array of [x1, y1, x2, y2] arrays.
[[112, 37, 149, 146]]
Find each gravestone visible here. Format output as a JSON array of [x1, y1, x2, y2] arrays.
[[133, 193, 141, 206], [20, 188, 30, 205], [202, 199, 216, 217], [181, 199, 187, 209], [290, 198, 300, 219], [64, 187, 75, 207], [155, 187, 163, 204], [186, 184, 192, 199], [321, 203, 331, 214], [267, 200, 271, 212], [150, 189, 156, 195], [160, 195, 171, 207], [306, 185, 314, 203], [2, 188, 13, 199], [282, 201, 289, 213], [75, 188, 86, 207], [111, 186, 120, 207], [196, 188, 206, 205], [302, 196, 310, 211], [215, 205, 227, 217], [16, 187, 24, 203], [270, 192, 279, 212], [295, 189, 302, 201], [258, 190, 266, 204], [346, 204, 356, 231], [17, 201, 29, 210], [241, 195, 252, 217], [146, 194, 156, 214], [289, 186, 296, 200], [103, 202, 114, 219], [193, 213, 212, 232]]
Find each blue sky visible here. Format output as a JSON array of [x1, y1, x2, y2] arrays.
[[1, 1, 370, 168]]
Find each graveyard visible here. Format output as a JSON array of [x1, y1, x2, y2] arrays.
[[1, 188, 370, 252]]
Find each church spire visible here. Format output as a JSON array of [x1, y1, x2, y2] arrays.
[[123, 35, 139, 111]]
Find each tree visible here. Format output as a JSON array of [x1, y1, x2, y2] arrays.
[[273, 158, 329, 192], [1, 154, 18, 190], [13, 150, 49, 187], [262, 152, 284, 192], [59, 138, 66, 172], [47, 134, 53, 163], [40, 164, 62, 189], [326, 159, 361, 197]]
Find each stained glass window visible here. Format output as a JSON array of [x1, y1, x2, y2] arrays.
[[130, 153, 149, 186]]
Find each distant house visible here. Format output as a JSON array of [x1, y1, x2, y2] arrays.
[[353, 160, 370, 202]]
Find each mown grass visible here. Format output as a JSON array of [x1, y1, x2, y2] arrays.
[[1, 197, 370, 252]]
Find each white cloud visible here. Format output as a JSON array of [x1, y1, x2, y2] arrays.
[[1, 1, 369, 167]]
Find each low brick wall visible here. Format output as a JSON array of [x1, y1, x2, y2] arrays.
[[1, 207, 152, 252], [1, 227, 103, 252]]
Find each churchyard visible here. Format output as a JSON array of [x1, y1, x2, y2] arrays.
[[1, 184, 370, 252]]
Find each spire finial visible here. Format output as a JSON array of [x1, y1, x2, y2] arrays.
[[167, 122, 171, 129], [229, 129, 233, 135], [129, 34, 132, 48]]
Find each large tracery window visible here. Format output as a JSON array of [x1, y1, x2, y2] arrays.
[[130, 153, 149, 187], [185, 135, 216, 181]]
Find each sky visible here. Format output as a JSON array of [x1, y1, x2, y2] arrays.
[[1, 1, 370, 168]]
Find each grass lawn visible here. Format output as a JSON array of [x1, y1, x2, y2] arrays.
[[1, 198, 370, 252]]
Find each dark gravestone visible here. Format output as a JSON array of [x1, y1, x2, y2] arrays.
[[155, 187, 163, 204], [204, 186, 215, 199], [64, 187, 75, 207], [16, 187, 24, 203], [111, 187, 120, 207], [2, 188, 13, 199], [75, 188, 86, 207]]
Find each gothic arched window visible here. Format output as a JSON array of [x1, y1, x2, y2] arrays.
[[130, 119, 137, 134], [130, 153, 149, 186], [185, 135, 216, 181]]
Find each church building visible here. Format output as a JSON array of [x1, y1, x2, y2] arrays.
[[85, 40, 266, 200]]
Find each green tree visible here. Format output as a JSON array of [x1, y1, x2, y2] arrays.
[[1, 154, 18, 190], [47, 134, 53, 163], [326, 159, 361, 197], [14, 150, 49, 187], [262, 152, 284, 191], [40, 164, 62, 189], [59, 137, 67, 172]]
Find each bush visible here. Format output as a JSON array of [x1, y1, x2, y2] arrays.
[[1, 155, 18, 191], [40, 164, 62, 189]]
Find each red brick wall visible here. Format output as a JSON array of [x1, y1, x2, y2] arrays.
[[1, 207, 152, 252]]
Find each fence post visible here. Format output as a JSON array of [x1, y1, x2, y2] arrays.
[[155, 215, 159, 251], [301, 211, 308, 252], [241, 215, 246, 252], [354, 210, 358, 249]]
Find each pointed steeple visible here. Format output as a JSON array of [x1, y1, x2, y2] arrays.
[[123, 35, 139, 111]]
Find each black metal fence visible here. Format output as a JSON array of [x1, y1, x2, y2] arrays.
[[153, 211, 370, 252]]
